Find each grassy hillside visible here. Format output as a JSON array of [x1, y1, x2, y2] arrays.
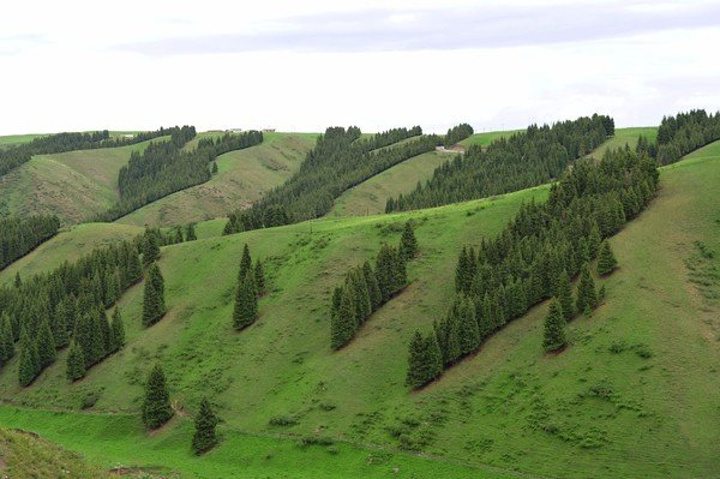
[[0, 142, 717, 478], [586, 127, 658, 159], [329, 150, 448, 217], [0, 222, 143, 287], [0, 138, 164, 223], [116, 132, 318, 227], [0, 427, 108, 478], [458, 129, 523, 148], [0, 133, 48, 147]]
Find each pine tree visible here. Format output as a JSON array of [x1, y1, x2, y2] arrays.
[[143, 231, 160, 265], [66, 340, 86, 381], [174, 226, 184, 244], [349, 269, 371, 325], [192, 397, 219, 455], [423, 330, 443, 383], [455, 247, 469, 294], [211, 161, 219, 174], [143, 264, 167, 327], [185, 223, 197, 241], [399, 221, 418, 260], [98, 310, 112, 356], [392, 247, 408, 293], [362, 261, 382, 311], [543, 299, 568, 353], [596, 240, 618, 276], [18, 333, 39, 387], [0, 314, 15, 364], [110, 308, 125, 353], [405, 331, 426, 388], [142, 364, 173, 429], [233, 271, 258, 330], [588, 223, 601, 259], [375, 244, 396, 302], [36, 317, 56, 367], [254, 260, 266, 296], [238, 244, 252, 282], [330, 287, 356, 350], [52, 301, 69, 349], [557, 270, 575, 321], [456, 296, 480, 355], [576, 264, 598, 314]]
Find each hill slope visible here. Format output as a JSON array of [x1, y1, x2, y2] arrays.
[[116, 132, 318, 227], [0, 142, 717, 478]]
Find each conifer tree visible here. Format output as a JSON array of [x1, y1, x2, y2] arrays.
[[52, 301, 69, 349], [192, 397, 219, 455], [399, 221, 418, 260], [596, 240, 618, 276], [456, 296, 480, 355], [36, 317, 56, 367], [233, 271, 258, 330], [174, 227, 184, 244], [330, 288, 356, 349], [349, 269, 371, 325], [362, 261, 382, 311], [254, 259, 266, 296], [143, 264, 167, 327], [392, 247, 408, 293], [98, 310, 112, 355], [142, 364, 173, 429], [211, 161, 219, 174], [238, 244, 252, 282], [18, 333, 39, 387], [422, 330, 443, 384], [576, 264, 598, 314], [455, 247, 470, 294], [110, 308, 126, 353], [375, 244, 396, 302], [185, 223, 197, 241], [444, 314, 461, 365], [405, 331, 426, 388], [66, 340, 86, 381], [588, 223, 601, 259], [143, 231, 160, 265], [543, 299, 568, 352], [0, 314, 15, 364], [557, 270, 575, 321]]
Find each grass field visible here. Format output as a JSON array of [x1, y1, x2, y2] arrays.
[[329, 150, 448, 217], [0, 141, 717, 478], [116, 132, 319, 227], [585, 127, 658, 159], [458, 129, 523, 148], [0, 133, 48, 147], [0, 138, 164, 223]]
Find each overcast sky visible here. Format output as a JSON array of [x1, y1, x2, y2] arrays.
[[1, 0, 719, 135]]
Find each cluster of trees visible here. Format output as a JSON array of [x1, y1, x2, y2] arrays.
[[0, 215, 60, 271], [331, 222, 418, 349], [0, 127, 174, 178], [638, 109, 720, 165], [141, 364, 219, 454], [233, 245, 265, 330], [101, 129, 263, 221], [386, 114, 614, 212], [0, 237, 144, 385], [444, 123, 474, 147], [406, 146, 657, 388], [224, 127, 440, 234]]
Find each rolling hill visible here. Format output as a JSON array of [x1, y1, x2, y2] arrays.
[[0, 137, 717, 478]]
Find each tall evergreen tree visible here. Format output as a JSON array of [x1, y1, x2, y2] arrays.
[[143, 231, 160, 265], [596, 240, 618, 276], [330, 288, 356, 350], [238, 244, 252, 282], [422, 330, 443, 383], [456, 296, 480, 355], [52, 301, 69, 348], [232, 270, 258, 330], [0, 314, 15, 364], [185, 223, 197, 241], [399, 221, 419, 260], [110, 308, 126, 353], [543, 299, 568, 353], [66, 340, 86, 381], [143, 264, 167, 327], [362, 261, 382, 311], [576, 264, 598, 314], [142, 364, 173, 429], [36, 317, 56, 367], [405, 331, 426, 388], [18, 333, 39, 387], [192, 397, 219, 455], [557, 270, 575, 321]]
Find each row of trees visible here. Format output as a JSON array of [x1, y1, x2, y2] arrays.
[[0, 127, 175, 178], [233, 245, 266, 330], [444, 123, 474, 147], [224, 127, 440, 234], [0, 215, 60, 271], [66, 308, 125, 381], [331, 222, 418, 349], [386, 114, 614, 212], [141, 364, 219, 455], [638, 109, 720, 165], [406, 146, 657, 388], [100, 129, 264, 221]]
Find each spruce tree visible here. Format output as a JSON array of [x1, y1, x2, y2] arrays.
[[18, 333, 39, 387], [238, 244, 252, 282], [174, 227, 184, 244], [185, 223, 197, 241], [455, 247, 469, 294], [456, 296, 480, 355], [0, 314, 15, 364], [330, 288, 356, 349], [143, 231, 160, 265], [98, 310, 112, 356], [362, 261, 382, 311], [444, 314, 461, 365], [576, 264, 598, 314], [392, 247, 408, 292], [110, 308, 126, 353], [423, 330, 443, 383], [143, 264, 167, 327], [543, 299, 568, 353], [596, 240, 618, 276], [375, 244, 395, 302], [405, 331, 426, 388], [232, 271, 258, 330], [557, 270, 575, 321], [66, 340, 86, 381], [399, 221, 418, 260], [36, 317, 56, 367], [52, 301, 69, 349], [254, 260, 266, 296], [142, 364, 173, 429], [211, 161, 219, 174], [349, 269, 371, 325], [192, 397, 219, 455]]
